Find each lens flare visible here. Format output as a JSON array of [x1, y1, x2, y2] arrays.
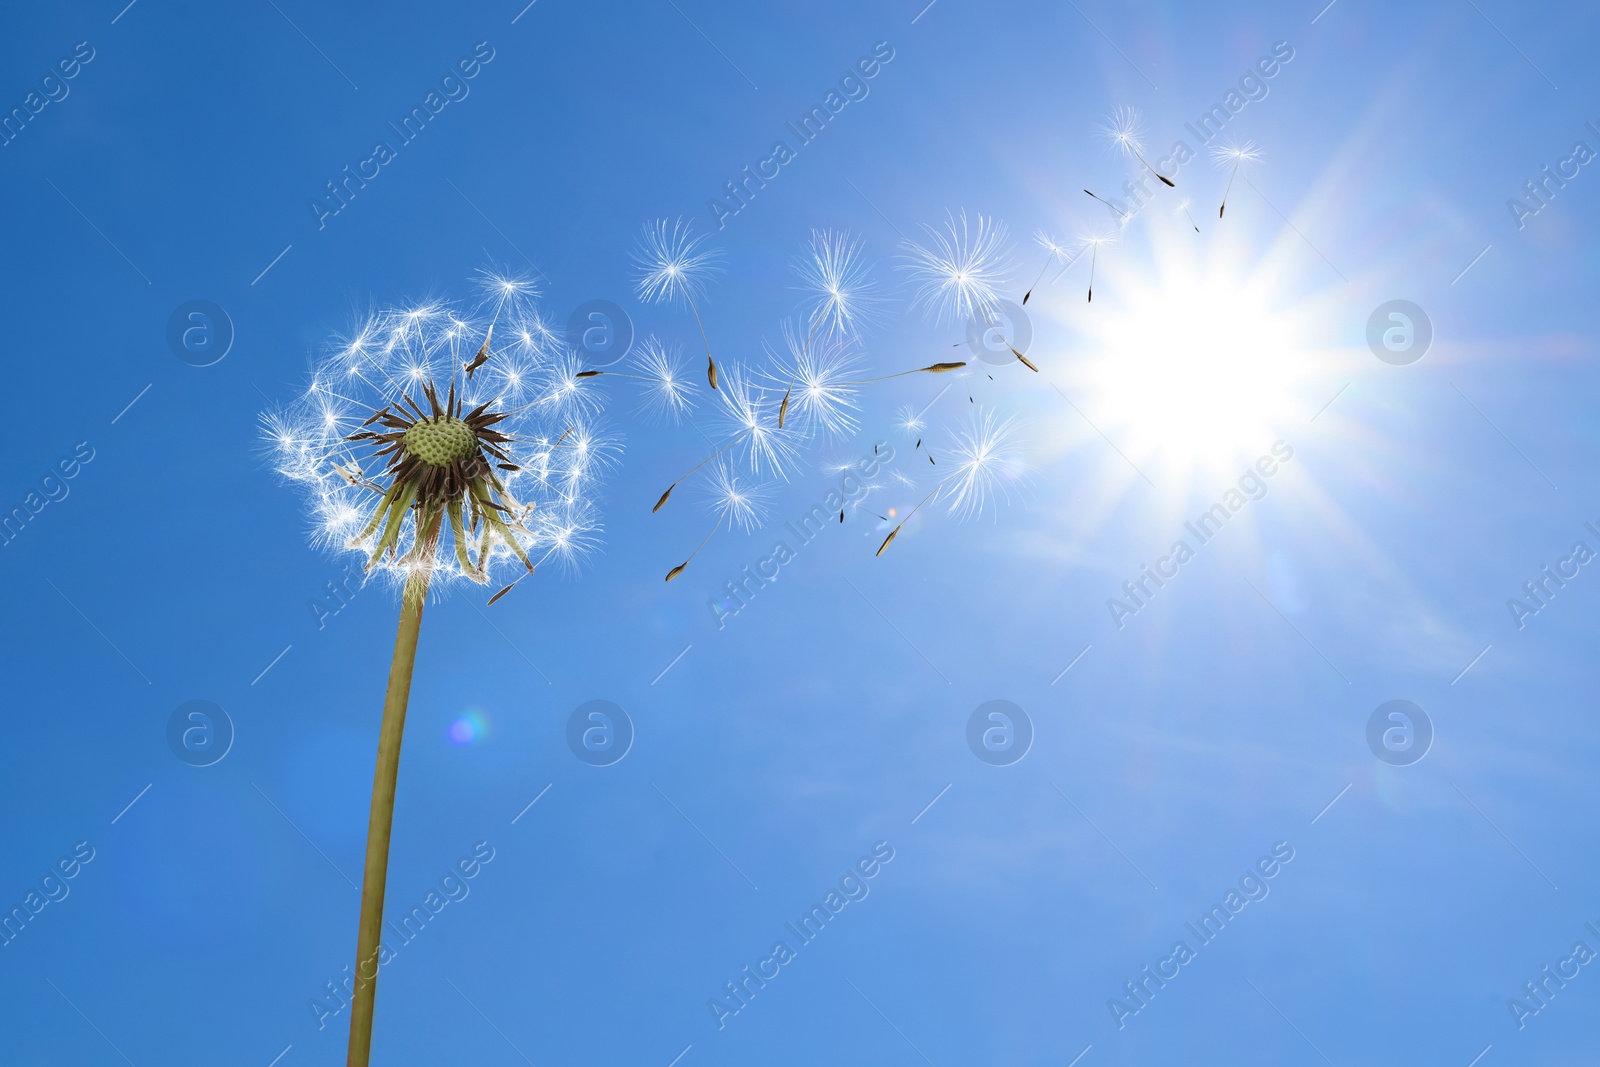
[[448, 709, 490, 745]]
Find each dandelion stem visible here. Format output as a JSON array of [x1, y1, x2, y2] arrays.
[[876, 481, 946, 556], [1130, 145, 1176, 187], [1023, 253, 1054, 305], [1220, 158, 1240, 218], [840, 362, 967, 386], [654, 430, 752, 511], [666, 505, 729, 581], [779, 304, 831, 428], [685, 294, 717, 389], [347, 510, 441, 1066]]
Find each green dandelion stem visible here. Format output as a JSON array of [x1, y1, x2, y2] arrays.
[[347, 508, 441, 1066]]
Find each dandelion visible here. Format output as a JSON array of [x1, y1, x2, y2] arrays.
[[902, 211, 1013, 325], [1023, 231, 1073, 305], [1177, 198, 1201, 234], [633, 217, 723, 388], [1082, 188, 1129, 221], [875, 409, 1021, 556], [778, 230, 878, 426], [902, 212, 1035, 372], [573, 336, 695, 422], [1101, 105, 1175, 188], [795, 228, 878, 340], [765, 321, 862, 439], [665, 463, 770, 581], [895, 403, 927, 435], [262, 279, 612, 1066], [1212, 139, 1261, 218], [1081, 231, 1117, 303], [650, 366, 799, 516]]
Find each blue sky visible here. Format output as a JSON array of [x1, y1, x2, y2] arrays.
[[3, 0, 1599, 1063]]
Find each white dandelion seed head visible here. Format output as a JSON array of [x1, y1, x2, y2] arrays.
[[895, 403, 927, 435], [795, 229, 880, 340], [764, 319, 861, 440], [939, 409, 1024, 521], [630, 336, 695, 421], [900, 211, 1015, 325], [474, 268, 541, 307], [714, 365, 801, 479], [1100, 105, 1145, 154], [1034, 230, 1070, 257], [705, 462, 771, 534], [1210, 139, 1262, 166], [632, 217, 722, 307], [261, 277, 615, 591]]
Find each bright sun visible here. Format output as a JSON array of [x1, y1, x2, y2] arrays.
[[1062, 248, 1320, 485]]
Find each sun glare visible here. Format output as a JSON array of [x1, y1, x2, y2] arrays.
[[1068, 254, 1316, 484]]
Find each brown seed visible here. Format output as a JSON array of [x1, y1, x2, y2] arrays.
[[876, 528, 899, 557], [924, 362, 966, 373], [653, 483, 676, 513], [486, 583, 516, 606], [666, 562, 687, 582], [707, 356, 718, 390], [576, 370, 604, 378]]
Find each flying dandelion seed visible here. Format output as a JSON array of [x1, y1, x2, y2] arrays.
[[1083, 188, 1130, 221], [576, 336, 696, 422], [895, 403, 926, 435], [902, 213, 1036, 371], [795, 228, 879, 341], [765, 321, 862, 439], [261, 277, 615, 1066], [665, 463, 771, 581], [633, 218, 723, 389], [1024, 231, 1071, 305], [1101, 105, 1176, 188], [1212, 139, 1261, 218], [901, 211, 1014, 325], [1178, 198, 1201, 234], [651, 365, 799, 517], [1081, 232, 1116, 303], [876, 409, 1020, 556], [778, 230, 879, 427]]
